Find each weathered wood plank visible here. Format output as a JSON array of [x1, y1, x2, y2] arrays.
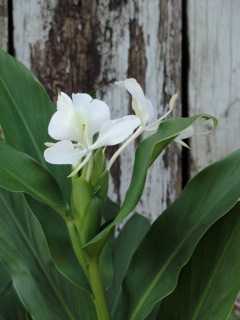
[[188, 0, 240, 175], [0, 0, 8, 51], [12, 0, 182, 219], [96, 0, 182, 220]]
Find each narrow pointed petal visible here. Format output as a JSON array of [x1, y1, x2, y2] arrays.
[[116, 78, 152, 124], [44, 140, 86, 165], [177, 125, 194, 140], [175, 139, 190, 149], [91, 115, 141, 149], [124, 79, 152, 123]]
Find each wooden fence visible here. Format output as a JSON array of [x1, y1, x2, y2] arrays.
[[1, 0, 240, 220]]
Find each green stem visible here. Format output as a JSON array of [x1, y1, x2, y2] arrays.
[[65, 217, 88, 277], [86, 156, 93, 181], [87, 257, 111, 320]]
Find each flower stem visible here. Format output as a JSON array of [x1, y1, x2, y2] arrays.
[[107, 125, 144, 170], [65, 216, 88, 276], [66, 217, 110, 319], [87, 257, 111, 320], [86, 156, 93, 181]]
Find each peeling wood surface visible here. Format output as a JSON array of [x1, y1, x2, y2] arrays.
[[0, 1, 239, 217], [0, 0, 8, 51], [96, 0, 182, 220], [188, 0, 240, 175], [2, 1, 182, 220]]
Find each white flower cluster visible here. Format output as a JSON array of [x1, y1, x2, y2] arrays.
[[44, 78, 193, 177]]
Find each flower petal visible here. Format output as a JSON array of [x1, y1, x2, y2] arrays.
[[57, 92, 74, 112], [48, 92, 80, 141], [44, 140, 86, 165], [91, 115, 141, 149], [72, 93, 92, 107], [177, 125, 194, 140], [87, 99, 111, 138], [116, 78, 153, 124], [72, 93, 110, 140]]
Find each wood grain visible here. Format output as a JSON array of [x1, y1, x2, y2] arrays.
[[188, 0, 240, 175], [0, 0, 8, 51], [8, 1, 181, 219]]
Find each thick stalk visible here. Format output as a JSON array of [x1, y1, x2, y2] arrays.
[[66, 217, 110, 319], [87, 257, 111, 320], [65, 217, 88, 277]]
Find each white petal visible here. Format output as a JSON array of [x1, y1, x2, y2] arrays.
[[91, 115, 141, 149], [72, 93, 110, 140], [44, 140, 86, 165], [57, 92, 74, 112], [48, 109, 79, 141], [177, 126, 194, 140], [49, 92, 80, 141], [175, 139, 190, 149], [124, 78, 152, 123], [72, 93, 92, 108], [87, 99, 111, 137], [146, 98, 155, 123]]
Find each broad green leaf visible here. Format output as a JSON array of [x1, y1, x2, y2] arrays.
[[108, 214, 151, 318], [0, 262, 11, 295], [158, 202, 240, 320], [0, 50, 53, 165], [26, 196, 89, 289], [228, 310, 240, 320], [115, 149, 240, 320], [0, 189, 97, 320], [0, 50, 70, 202], [99, 230, 115, 290], [102, 197, 119, 223], [0, 141, 69, 216], [0, 280, 31, 320], [83, 115, 217, 257]]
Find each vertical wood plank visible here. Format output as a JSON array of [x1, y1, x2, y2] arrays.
[[96, 0, 182, 220], [0, 0, 8, 51], [12, 0, 182, 220], [188, 0, 240, 175]]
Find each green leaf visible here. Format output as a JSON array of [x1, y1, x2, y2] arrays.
[[26, 196, 89, 289], [158, 202, 240, 320], [0, 50, 52, 164], [115, 148, 240, 320], [0, 273, 31, 320], [228, 310, 240, 320], [0, 50, 70, 202], [108, 214, 151, 318], [99, 230, 115, 290], [0, 262, 11, 295], [83, 115, 217, 257], [0, 141, 69, 216], [0, 189, 97, 320]]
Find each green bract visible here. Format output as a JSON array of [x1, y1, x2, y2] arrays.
[[0, 49, 240, 320]]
